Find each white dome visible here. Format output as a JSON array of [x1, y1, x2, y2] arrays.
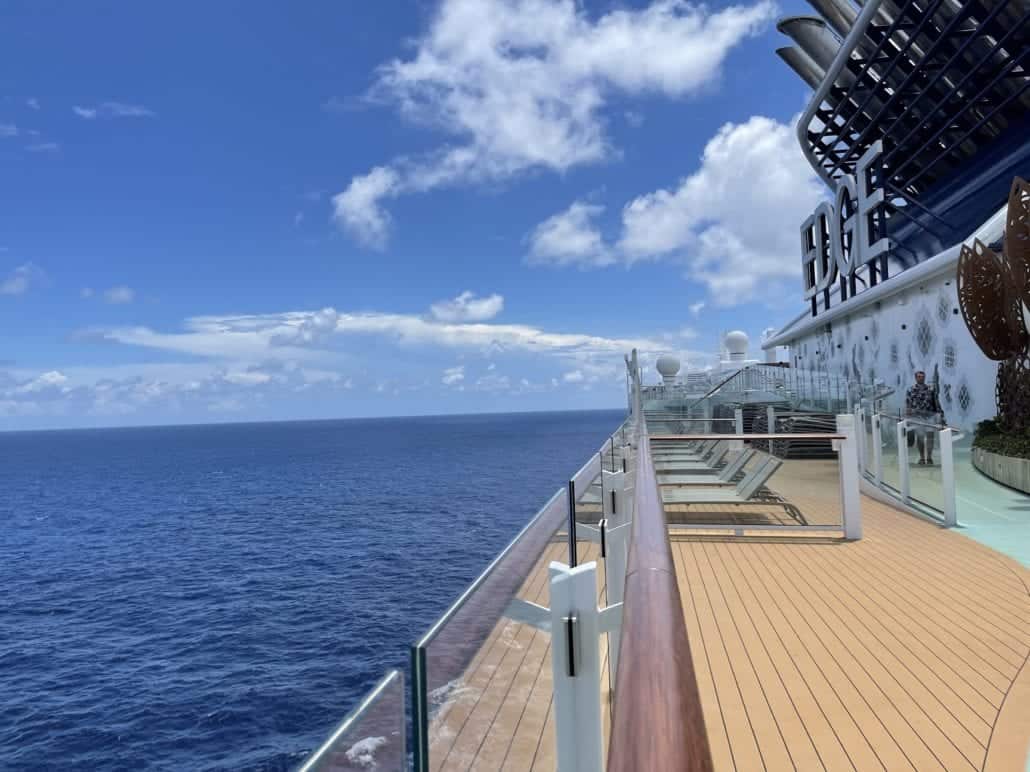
[[655, 355, 681, 377], [724, 330, 749, 356]]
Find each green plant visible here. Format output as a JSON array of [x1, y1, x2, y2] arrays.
[[973, 417, 1030, 460]]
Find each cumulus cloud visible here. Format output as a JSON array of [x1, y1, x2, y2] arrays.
[[1, 263, 44, 295], [429, 291, 504, 322], [73, 102, 155, 120], [528, 115, 826, 305], [563, 369, 585, 383], [331, 166, 400, 249], [271, 307, 339, 346], [103, 285, 135, 304], [334, 0, 775, 245], [0, 123, 18, 138], [689, 301, 706, 316], [527, 202, 613, 267], [442, 364, 465, 385]]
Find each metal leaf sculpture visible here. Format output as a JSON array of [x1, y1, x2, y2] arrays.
[[956, 238, 1026, 360], [957, 178, 1030, 432]]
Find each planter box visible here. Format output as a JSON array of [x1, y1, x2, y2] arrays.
[[972, 447, 1030, 494]]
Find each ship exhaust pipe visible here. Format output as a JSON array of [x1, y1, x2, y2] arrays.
[[806, 0, 858, 37], [776, 47, 826, 89]]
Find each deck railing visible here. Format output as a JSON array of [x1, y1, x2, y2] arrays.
[[855, 404, 964, 526], [607, 414, 714, 772]]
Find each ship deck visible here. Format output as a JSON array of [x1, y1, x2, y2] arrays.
[[424, 460, 1030, 771]]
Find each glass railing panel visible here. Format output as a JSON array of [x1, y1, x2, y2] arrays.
[[863, 411, 876, 477], [299, 670, 406, 772], [905, 419, 946, 514], [655, 437, 845, 536], [879, 414, 903, 494], [411, 485, 568, 772]]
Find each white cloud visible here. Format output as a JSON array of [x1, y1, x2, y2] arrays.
[[27, 98, 40, 110], [26, 142, 59, 153], [1, 263, 44, 295], [429, 291, 504, 322], [0, 123, 18, 138], [527, 202, 613, 267], [271, 307, 339, 346], [331, 166, 400, 249], [92, 306, 680, 377], [104, 285, 135, 304], [528, 115, 825, 305], [618, 115, 824, 303], [73, 102, 155, 120], [689, 301, 705, 316], [334, 0, 775, 245], [563, 369, 585, 383], [14, 370, 69, 395], [442, 364, 465, 385]]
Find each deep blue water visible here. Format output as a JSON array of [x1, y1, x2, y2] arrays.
[[0, 410, 622, 770]]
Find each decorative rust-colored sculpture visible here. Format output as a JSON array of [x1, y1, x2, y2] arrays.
[[957, 177, 1030, 431]]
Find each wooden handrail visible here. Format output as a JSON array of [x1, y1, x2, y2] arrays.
[[607, 426, 714, 772]]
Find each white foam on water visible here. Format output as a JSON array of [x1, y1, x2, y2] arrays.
[[344, 735, 387, 769]]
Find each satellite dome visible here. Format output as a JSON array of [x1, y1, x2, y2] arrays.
[[724, 330, 749, 360], [655, 355, 680, 384]]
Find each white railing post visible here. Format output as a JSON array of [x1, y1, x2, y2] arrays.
[[548, 561, 621, 772], [766, 404, 776, 435], [703, 401, 713, 435], [939, 428, 958, 527], [601, 519, 629, 678], [897, 419, 910, 503], [836, 414, 863, 540], [872, 412, 883, 486], [733, 407, 744, 451]]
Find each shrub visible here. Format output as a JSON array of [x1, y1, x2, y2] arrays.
[[974, 417, 1030, 460]]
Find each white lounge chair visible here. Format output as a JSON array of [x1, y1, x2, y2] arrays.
[[661, 456, 782, 504], [658, 449, 755, 485]]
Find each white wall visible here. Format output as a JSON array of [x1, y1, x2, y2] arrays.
[[783, 270, 996, 431]]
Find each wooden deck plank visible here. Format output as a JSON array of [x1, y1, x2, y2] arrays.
[[698, 540, 824, 771], [773, 541, 987, 769], [711, 541, 858, 772], [671, 541, 737, 772], [678, 541, 768, 771], [670, 462, 1030, 772], [815, 535, 1019, 698]]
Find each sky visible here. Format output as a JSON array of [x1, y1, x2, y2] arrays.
[[0, 0, 826, 430]]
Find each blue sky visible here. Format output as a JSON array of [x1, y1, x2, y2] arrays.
[[1, 0, 824, 430]]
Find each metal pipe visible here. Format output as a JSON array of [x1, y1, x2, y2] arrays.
[[807, 0, 858, 36], [776, 46, 826, 89]]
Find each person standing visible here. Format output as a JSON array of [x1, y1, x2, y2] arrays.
[[905, 370, 944, 464]]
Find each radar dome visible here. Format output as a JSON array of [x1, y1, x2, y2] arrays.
[[655, 355, 680, 384], [724, 330, 749, 361]]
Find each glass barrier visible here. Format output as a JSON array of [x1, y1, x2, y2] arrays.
[[906, 420, 946, 514], [411, 486, 568, 772], [409, 420, 628, 771], [878, 414, 903, 494], [299, 670, 407, 772], [862, 411, 876, 478], [653, 436, 846, 535]]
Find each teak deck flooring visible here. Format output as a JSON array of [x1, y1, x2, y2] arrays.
[[425, 470, 1030, 770]]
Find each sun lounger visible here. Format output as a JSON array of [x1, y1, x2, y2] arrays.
[[661, 456, 782, 504], [658, 449, 755, 485]]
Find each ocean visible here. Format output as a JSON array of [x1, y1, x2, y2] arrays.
[[0, 410, 622, 770]]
